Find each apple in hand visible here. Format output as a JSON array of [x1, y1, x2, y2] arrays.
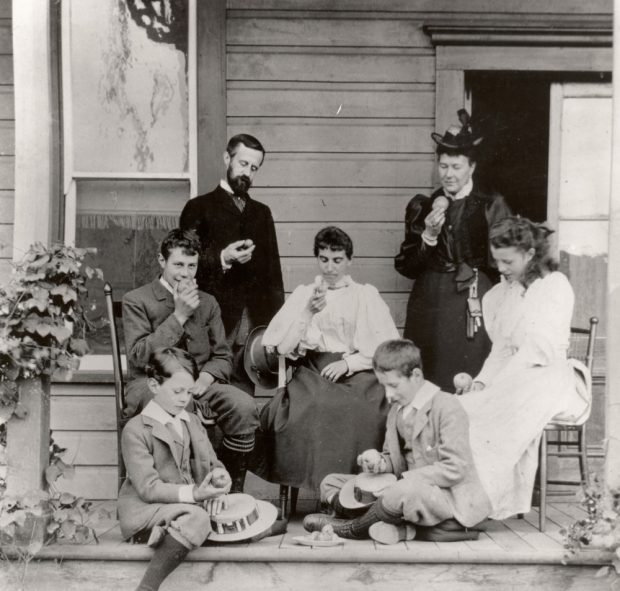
[[211, 468, 231, 489], [432, 196, 450, 211], [453, 372, 473, 393]]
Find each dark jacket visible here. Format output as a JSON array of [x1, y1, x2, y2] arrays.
[[395, 186, 511, 281], [179, 186, 284, 333]]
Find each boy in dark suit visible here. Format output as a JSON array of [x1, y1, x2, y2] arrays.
[[304, 339, 491, 544], [122, 229, 259, 492]]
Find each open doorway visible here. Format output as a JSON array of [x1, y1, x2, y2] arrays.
[[467, 72, 611, 222]]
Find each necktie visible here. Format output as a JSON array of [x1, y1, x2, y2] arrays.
[[231, 194, 245, 212]]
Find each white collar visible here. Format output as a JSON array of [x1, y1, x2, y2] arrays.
[[444, 178, 473, 201], [398, 380, 440, 418], [314, 274, 353, 291], [159, 276, 175, 295], [142, 400, 190, 438], [220, 178, 235, 195]]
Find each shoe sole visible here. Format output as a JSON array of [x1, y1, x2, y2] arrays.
[[369, 522, 416, 545]]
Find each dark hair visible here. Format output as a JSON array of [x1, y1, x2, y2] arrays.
[[160, 229, 201, 261], [435, 144, 477, 165], [313, 226, 353, 259], [372, 339, 423, 378], [145, 347, 199, 384], [226, 134, 266, 161], [489, 216, 558, 286]]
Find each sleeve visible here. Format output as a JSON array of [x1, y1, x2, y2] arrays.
[[122, 291, 185, 369], [122, 422, 190, 504], [198, 297, 233, 381], [262, 284, 315, 356], [402, 398, 469, 488], [394, 194, 434, 280], [344, 285, 400, 374], [489, 274, 575, 383], [260, 208, 285, 321], [179, 198, 227, 282]]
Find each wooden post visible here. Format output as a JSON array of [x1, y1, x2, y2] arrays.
[[605, 0, 620, 490], [12, 0, 55, 256], [5, 378, 50, 496]]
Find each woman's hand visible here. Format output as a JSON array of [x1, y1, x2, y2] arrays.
[[423, 207, 446, 240], [320, 359, 348, 382], [357, 449, 386, 474], [306, 284, 327, 314]]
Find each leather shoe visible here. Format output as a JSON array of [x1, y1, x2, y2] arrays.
[[303, 513, 347, 533], [369, 522, 416, 545]]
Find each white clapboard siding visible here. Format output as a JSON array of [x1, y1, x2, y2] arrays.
[[253, 188, 423, 222], [227, 82, 435, 119]]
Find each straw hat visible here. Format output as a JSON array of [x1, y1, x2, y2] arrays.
[[207, 493, 278, 542], [243, 326, 279, 388], [339, 473, 397, 509]]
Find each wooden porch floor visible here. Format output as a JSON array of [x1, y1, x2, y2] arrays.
[[30, 501, 610, 566]]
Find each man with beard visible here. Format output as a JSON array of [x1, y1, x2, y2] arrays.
[[180, 134, 284, 394]]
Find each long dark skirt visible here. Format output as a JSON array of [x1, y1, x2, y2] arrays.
[[253, 352, 388, 491], [404, 270, 492, 392]]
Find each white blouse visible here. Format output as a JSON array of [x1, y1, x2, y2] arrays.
[[262, 275, 399, 374]]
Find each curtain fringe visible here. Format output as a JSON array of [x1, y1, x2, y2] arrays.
[[77, 213, 179, 231]]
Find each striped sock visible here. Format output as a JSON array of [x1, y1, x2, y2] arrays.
[[222, 433, 255, 454]]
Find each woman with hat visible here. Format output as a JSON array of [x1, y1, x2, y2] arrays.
[[254, 226, 400, 492], [395, 111, 511, 391], [118, 347, 281, 591]]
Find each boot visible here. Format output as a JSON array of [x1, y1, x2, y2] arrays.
[[369, 522, 416, 545], [329, 493, 368, 519], [218, 446, 249, 493], [304, 502, 386, 540], [136, 533, 189, 591]]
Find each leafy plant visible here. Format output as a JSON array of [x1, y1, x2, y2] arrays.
[[0, 242, 103, 417], [562, 474, 620, 585]]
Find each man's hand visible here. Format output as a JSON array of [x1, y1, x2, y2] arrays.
[[423, 207, 446, 240], [222, 240, 255, 266], [320, 359, 348, 382], [357, 449, 386, 474], [189, 372, 215, 396], [173, 279, 200, 325]]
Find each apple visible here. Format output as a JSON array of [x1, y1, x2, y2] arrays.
[[211, 468, 231, 489], [432, 196, 450, 211], [453, 372, 473, 393]]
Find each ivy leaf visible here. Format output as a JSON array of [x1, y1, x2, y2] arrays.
[[35, 323, 52, 337], [27, 540, 43, 556], [11, 509, 28, 528], [59, 492, 77, 506], [50, 325, 72, 343], [45, 462, 62, 485], [46, 520, 60, 534], [0, 402, 16, 425], [69, 338, 90, 357], [60, 520, 77, 538], [74, 525, 91, 544]]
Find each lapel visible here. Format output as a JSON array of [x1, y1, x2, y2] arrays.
[[214, 185, 244, 218], [143, 415, 183, 470], [410, 399, 433, 443], [151, 278, 175, 312], [386, 405, 405, 475]]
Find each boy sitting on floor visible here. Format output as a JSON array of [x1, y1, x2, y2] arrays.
[[304, 339, 492, 544]]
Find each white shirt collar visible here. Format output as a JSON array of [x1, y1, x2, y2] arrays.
[[142, 400, 190, 439], [444, 178, 473, 201], [159, 276, 175, 295], [220, 178, 234, 194], [398, 380, 440, 418]]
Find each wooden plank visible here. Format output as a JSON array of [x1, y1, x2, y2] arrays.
[[0, 2, 9, 19], [0, 188, 13, 220], [0, 85, 14, 119], [54, 466, 118, 500], [227, 82, 434, 118], [51, 396, 116, 430], [482, 519, 536, 553], [256, 153, 434, 188], [52, 431, 118, 466], [0, 54, 11, 83], [503, 516, 565, 552], [275, 222, 402, 257], [254, 188, 423, 222], [437, 46, 612, 72], [0, 222, 12, 257], [0, 118, 14, 154], [521, 507, 566, 545], [227, 0, 612, 13], [282, 257, 412, 291], [0, 20, 11, 54], [227, 17, 432, 48], [0, 154, 13, 188], [52, 383, 115, 397], [228, 51, 435, 83], [228, 118, 434, 154]]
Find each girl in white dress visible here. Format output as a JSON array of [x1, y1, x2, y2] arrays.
[[459, 217, 590, 519]]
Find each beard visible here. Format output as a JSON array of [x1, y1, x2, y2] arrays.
[[227, 167, 252, 195]]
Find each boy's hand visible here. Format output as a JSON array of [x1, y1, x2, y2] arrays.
[[173, 279, 200, 325], [189, 372, 215, 396], [193, 470, 232, 502], [205, 495, 228, 515], [357, 449, 386, 474]]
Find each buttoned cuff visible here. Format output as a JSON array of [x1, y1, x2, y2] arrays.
[[220, 251, 232, 271], [178, 485, 196, 503], [421, 231, 438, 247]]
